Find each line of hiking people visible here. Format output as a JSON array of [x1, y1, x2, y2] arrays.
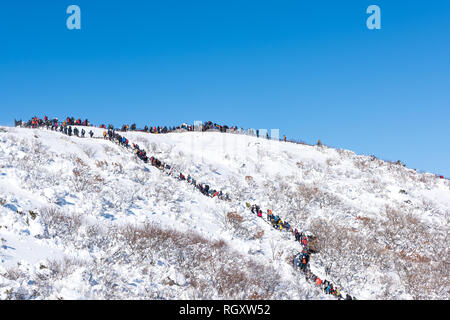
[[245, 203, 355, 300], [18, 115, 95, 139], [98, 122, 195, 133], [101, 121, 239, 134], [104, 121, 242, 135], [52, 123, 93, 139], [94, 119, 284, 140], [110, 120, 291, 142], [104, 129, 232, 202], [15, 116, 91, 129], [104, 129, 130, 148]]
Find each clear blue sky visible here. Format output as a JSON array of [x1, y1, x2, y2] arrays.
[[1, 1, 449, 176]]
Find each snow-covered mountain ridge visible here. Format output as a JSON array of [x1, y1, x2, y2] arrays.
[[0, 125, 448, 299]]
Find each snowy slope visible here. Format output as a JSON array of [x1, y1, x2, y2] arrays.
[[0, 126, 448, 300]]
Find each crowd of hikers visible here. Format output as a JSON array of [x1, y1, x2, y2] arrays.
[[15, 116, 91, 129], [106, 120, 240, 134], [109, 119, 289, 142], [179, 172, 231, 201], [102, 128, 233, 202], [245, 202, 356, 300], [104, 129, 130, 148], [15, 116, 95, 139]]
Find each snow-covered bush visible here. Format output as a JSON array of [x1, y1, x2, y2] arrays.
[[39, 206, 82, 239]]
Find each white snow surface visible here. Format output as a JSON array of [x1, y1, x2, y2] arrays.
[[0, 126, 448, 300]]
